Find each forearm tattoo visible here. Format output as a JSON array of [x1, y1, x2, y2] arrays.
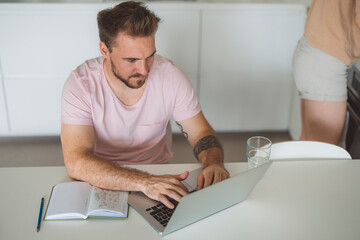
[[193, 135, 223, 160], [176, 121, 188, 139]]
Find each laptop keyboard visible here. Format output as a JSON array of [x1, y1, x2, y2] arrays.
[[146, 198, 179, 227]]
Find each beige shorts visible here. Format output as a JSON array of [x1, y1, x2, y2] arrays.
[[292, 36, 348, 102]]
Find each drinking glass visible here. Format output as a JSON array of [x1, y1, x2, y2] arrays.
[[247, 136, 272, 168]]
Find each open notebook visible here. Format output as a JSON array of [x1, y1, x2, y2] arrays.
[[44, 181, 129, 220]]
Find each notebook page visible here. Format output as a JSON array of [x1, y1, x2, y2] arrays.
[[45, 182, 91, 219], [87, 187, 128, 217]]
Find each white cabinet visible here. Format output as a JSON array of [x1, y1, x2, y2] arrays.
[[5, 77, 64, 135], [199, 6, 306, 131], [0, 4, 103, 135]]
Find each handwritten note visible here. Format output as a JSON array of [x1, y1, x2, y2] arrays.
[[91, 187, 127, 211]]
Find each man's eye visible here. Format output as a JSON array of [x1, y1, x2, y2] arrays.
[[127, 59, 136, 63]]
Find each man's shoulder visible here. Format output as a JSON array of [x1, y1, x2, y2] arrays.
[[72, 56, 104, 78], [149, 55, 190, 93], [153, 54, 178, 70], [152, 54, 186, 79], [66, 56, 104, 91]]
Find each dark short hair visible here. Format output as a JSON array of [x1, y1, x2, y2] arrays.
[[97, 1, 161, 52]]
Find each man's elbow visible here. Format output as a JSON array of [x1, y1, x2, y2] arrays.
[[63, 156, 83, 180]]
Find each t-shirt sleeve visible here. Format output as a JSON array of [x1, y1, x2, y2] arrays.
[[166, 64, 201, 122], [61, 72, 93, 125]]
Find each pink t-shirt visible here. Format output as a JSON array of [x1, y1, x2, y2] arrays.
[[61, 55, 201, 165]]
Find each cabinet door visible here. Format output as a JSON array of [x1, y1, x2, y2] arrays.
[[0, 5, 103, 135], [200, 7, 306, 131]]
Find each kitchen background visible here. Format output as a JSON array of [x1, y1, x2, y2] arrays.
[[0, 0, 317, 166]]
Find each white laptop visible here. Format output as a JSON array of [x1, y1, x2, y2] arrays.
[[128, 161, 272, 236]]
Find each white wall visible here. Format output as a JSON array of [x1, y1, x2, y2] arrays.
[[0, 4, 103, 135]]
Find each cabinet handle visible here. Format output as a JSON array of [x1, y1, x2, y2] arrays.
[[0, 56, 11, 131]]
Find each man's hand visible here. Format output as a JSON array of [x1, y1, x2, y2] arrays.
[[197, 164, 230, 190], [142, 171, 189, 209]]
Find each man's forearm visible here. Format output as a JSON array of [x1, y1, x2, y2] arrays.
[[65, 152, 150, 192], [193, 135, 224, 167], [65, 152, 190, 208], [175, 113, 228, 189], [192, 134, 229, 189], [60, 124, 188, 208]]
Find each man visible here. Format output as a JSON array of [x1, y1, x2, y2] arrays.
[[61, 1, 229, 209]]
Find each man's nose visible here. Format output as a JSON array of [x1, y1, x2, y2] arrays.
[[136, 61, 148, 76]]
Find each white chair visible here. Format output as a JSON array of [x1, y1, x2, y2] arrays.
[[270, 141, 352, 160]]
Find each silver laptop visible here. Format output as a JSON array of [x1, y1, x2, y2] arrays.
[[128, 161, 272, 236]]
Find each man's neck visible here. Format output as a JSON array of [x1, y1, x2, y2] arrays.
[[103, 58, 146, 106]]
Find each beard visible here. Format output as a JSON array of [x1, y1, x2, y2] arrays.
[[110, 57, 147, 89]]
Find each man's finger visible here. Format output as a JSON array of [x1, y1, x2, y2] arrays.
[[166, 178, 189, 193], [176, 171, 189, 181], [165, 172, 189, 185], [197, 174, 204, 190], [168, 184, 189, 197], [223, 171, 230, 179], [213, 172, 222, 184], [203, 172, 213, 188], [163, 189, 183, 203], [158, 195, 174, 209]]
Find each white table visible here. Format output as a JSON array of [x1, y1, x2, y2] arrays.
[[1, 160, 359, 240]]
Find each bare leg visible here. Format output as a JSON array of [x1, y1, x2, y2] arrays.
[[300, 99, 346, 145]]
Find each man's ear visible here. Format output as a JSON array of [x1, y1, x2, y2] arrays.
[[99, 41, 109, 58]]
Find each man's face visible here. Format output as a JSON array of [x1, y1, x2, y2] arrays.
[[107, 33, 156, 89]]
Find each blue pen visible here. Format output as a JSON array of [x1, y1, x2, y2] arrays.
[[37, 197, 44, 232]]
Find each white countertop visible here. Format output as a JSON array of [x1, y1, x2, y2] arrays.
[[1, 160, 359, 240]]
